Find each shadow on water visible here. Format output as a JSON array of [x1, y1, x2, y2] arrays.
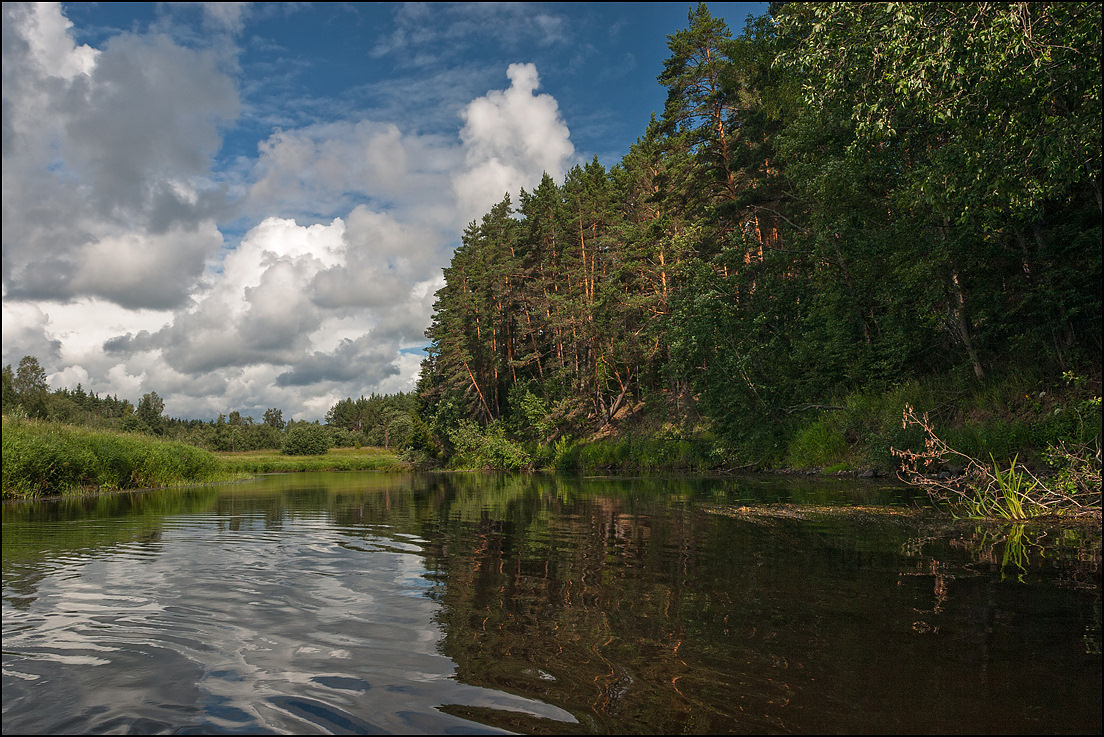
[[3, 471, 1100, 734]]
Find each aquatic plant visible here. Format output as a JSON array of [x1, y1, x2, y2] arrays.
[[892, 404, 1100, 519]]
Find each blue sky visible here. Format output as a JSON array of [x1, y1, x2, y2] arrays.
[[2, 2, 767, 421]]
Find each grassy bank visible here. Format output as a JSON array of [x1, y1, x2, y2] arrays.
[[2, 418, 411, 499], [776, 372, 1101, 477], [569, 371, 1102, 476], [214, 446, 409, 475], [434, 370, 1100, 518], [446, 372, 1099, 475], [550, 433, 721, 474], [3, 416, 227, 498], [556, 371, 1102, 518]]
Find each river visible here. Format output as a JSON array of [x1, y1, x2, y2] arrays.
[[3, 471, 1100, 734]]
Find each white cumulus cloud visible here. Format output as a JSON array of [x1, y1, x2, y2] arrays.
[[453, 62, 575, 220], [3, 3, 580, 420], [2, 2, 237, 309]]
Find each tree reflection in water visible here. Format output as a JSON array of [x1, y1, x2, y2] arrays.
[[410, 473, 1101, 734], [3, 471, 1099, 734]]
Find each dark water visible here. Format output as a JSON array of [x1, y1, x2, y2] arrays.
[[3, 472, 1100, 735]]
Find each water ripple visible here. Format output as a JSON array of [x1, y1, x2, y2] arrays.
[[3, 511, 576, 734]]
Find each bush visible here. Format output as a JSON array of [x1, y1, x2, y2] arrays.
[[326, 425, 367, 449], [786, 420, 849, 469], [549, 432, 718, 473], [447, 420, 529, 470], [282, 424, 333, 456]]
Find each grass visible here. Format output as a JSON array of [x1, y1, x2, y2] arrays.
[[785, 420, 849, 470], [3, 416, 227, 498], [3, 416, 411, 499], [956, 454, 1044, 520], [214, 446, 410, 475], [552, 434, 720, 473], [892, 404, 1101, 520], [774, 369, 1102, 476]]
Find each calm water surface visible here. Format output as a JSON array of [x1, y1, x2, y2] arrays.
[[3, 472, 1100, 734]]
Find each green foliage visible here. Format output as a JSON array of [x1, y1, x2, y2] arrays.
[[552, 433, 718, 474], [415, 3, 1096, 472], [136, 391, 165, 434], [506, 386, 555, 444], [949, 454, 1048, 521], [786, 420, 849, 470], [262, 407, 285, 430], [447, 421, 530, 471], [828, 382, 933, 471], [325, 425, 367, 450], [12, 355, 49, 418], [282, 424, 333, 456], [215, 447, 406, 474], [326, 393, 415, 450], [1, 364, 15, 413], [2, 418, 223, 498], [772, 1, 1101, 383], [893, 400, 1100, 518], [987, 455, 1039, 520]]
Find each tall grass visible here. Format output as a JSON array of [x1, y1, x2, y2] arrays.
[[3, 419, 411, 499], [778, 370, 1102, 476], [892, 404, 1100, 519], [785, 420, 850, 470], [553, 434, 719, 473], [3, 417, 225, 498]]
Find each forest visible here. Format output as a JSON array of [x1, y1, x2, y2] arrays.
[[411, 2, 1101, 471], [2, 3, 1100, 479]]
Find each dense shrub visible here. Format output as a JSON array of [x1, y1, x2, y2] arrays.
[[552, 434, 718, 473], [325, 425, 368, 449], [2, 418, 224, 498], [786, 420, 849, 469], [282, 424, 333, 456], [447, 420, 529, 470]]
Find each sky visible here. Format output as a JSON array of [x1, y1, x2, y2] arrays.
[[2, 1, 767, 422]]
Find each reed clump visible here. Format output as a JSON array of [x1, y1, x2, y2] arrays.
[[2, 416, 225, 498]]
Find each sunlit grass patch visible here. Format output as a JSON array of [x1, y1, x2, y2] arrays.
[[892, 405, 1101, 520], [213, 446, 409, 474]]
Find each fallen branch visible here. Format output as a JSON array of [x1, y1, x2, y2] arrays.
[[784, 404, 846, 414], [891, 404, 1101, 519]]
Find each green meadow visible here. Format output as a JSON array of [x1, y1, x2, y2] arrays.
[[2, 417, 408, 499]]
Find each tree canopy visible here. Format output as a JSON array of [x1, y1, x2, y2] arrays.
[[415, 2, 1101, 464]]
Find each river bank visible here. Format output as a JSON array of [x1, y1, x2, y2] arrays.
[[1, 417, 408, 499], [5, 369, 1100, 521]]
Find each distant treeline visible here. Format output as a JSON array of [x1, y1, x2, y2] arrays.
[[413, 2, 1101, 466], [2, 356, 415, 453]]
